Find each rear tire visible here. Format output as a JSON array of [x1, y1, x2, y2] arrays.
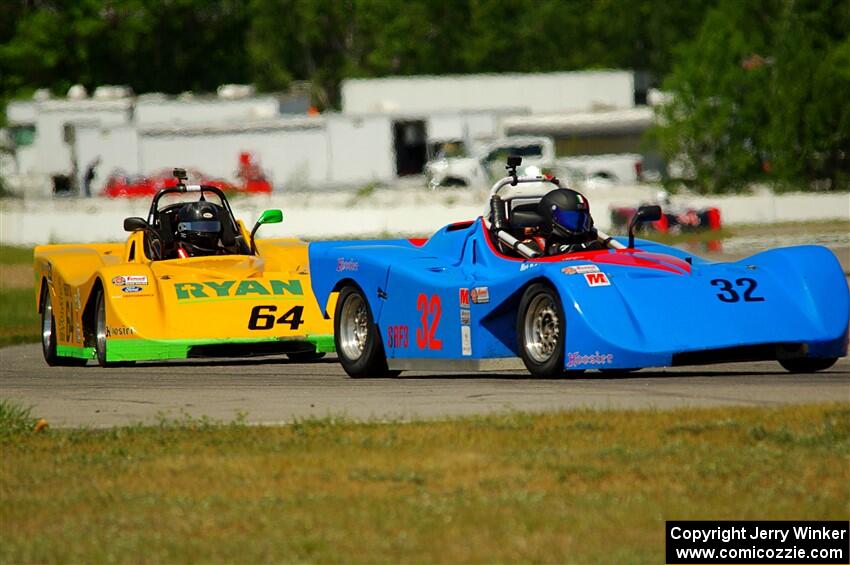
[[40, 288, 87, 367], [517, 283, 565, 378], [334, 285, 398, 378], [779, 358, 837, 373]]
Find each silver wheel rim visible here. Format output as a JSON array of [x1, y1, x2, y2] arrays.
[[96, 294, 107, 359], [523, 294, 560, 363], [41, 293, 53, 350], [339, 293, 369, 361]]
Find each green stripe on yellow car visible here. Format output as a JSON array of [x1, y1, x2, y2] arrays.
[[56, 345, 96, 359], [104, 335, 335, 362]]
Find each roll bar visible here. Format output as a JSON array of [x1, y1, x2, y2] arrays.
[[489, 174, 562, 197], [487, 156, 624, 258]]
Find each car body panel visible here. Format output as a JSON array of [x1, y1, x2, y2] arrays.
[[35, 228, 334, 363], [309, 218, 849, 371]]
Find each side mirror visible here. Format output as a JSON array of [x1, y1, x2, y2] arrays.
[[124, 217, 149, 232], [257, 209, 283, 225], [250, 209, 283, 254], [628, 205, 662, 249]]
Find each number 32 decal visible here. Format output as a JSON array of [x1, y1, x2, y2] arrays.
[[710, 278, 765, 303], [416, 293, 443, 350]]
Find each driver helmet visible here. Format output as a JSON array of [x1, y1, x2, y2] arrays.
[[537, 188, 596, 241], [175, 201, 222, 255]]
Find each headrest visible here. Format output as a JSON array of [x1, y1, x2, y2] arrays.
[[510, 210, 544, 229]]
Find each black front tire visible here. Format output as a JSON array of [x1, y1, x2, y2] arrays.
[[95, 291, 109, 367], [779, 357, 837, 373], [334, 285, 398, 378], [40, 288, 87, 367], [517, 283, 566, 378], [94, 290, 133, 368]]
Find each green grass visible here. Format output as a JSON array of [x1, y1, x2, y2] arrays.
[[0, 287, 38, 346], [1, 245, 39, 345], [1, 403, 847, 563], [0, 399, 38, 438], [0, 244, 33, 265]]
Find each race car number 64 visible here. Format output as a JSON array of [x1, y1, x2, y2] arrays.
[[248, 305, 305, 330]]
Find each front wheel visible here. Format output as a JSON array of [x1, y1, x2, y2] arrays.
[[334, 285, 398, 378], [779, 358, 837, 373], [41, 289, 87, 367], [94, 291, 133, 367], [517, 283, 565, 378], [95, 291, 109, 367]]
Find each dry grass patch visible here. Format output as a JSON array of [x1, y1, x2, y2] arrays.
[[1, 403, 848, 563]]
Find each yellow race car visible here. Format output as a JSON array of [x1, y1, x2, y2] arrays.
[[34, 169, 334, 367]]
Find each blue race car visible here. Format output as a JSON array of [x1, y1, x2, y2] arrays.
[[309, 157, 849, 378]]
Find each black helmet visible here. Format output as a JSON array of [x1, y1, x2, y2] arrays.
[[175, 201, 221, 255], [537, 188, 595, 240]]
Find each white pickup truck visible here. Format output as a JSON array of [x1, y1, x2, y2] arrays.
[[424, 136, 643, 189]]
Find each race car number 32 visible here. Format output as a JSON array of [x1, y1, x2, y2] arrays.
[[416, 293, 443, 350], [248, 305, 305, 330], [710, 278, 765, 303]]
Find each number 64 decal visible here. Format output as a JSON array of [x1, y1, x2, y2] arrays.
[[710, 278, 765, 303], [416, 293, 443, 350]]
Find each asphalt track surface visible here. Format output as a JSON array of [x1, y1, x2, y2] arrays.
[[1, 344, 848, 427]]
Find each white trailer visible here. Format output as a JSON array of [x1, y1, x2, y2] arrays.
[[342, 71, 635, 115]]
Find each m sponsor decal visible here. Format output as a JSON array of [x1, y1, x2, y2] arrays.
[[459, 288, 470, 308], [562, 264, 600, 275], [460, 309, 471, 325], [566, 351, 614, 368], [471, 287, 490, 304], [174, 279, 304, 300], [520, 262, 539, 272], [122, 286, 144, 293], [584, 272, 611, 287]]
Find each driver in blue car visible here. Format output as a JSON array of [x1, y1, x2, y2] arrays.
[[521, 188, 608, 256]]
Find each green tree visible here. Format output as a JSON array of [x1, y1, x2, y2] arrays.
[[764, 0, 850, 188], [653, 0, 850, 192], [0, 0, 250, 99]]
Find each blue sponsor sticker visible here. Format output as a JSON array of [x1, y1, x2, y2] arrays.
[[122, 285, 143, 293]]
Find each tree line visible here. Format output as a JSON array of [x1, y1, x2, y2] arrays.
[[1, 0, 847, 191]]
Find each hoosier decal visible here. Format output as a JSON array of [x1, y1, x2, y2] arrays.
[[174, 279, 304, 300], [566, 351, 614, 368]]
